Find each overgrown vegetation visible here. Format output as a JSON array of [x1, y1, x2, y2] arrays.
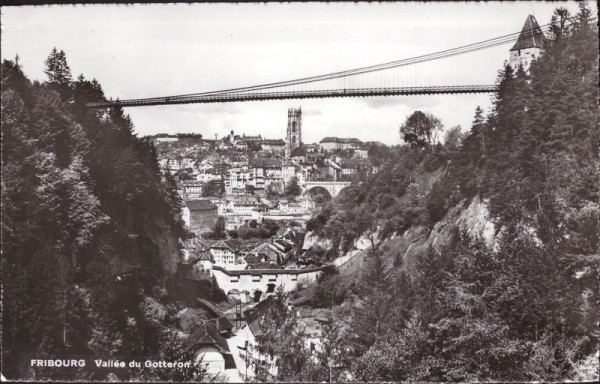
[[268, 5, 599, 382], [2, 50, 193, 380]]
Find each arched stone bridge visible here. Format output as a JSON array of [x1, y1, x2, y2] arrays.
[[304, 181, 352, 198]]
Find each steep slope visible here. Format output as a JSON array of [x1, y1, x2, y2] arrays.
[[1, 57, 189, 381], [289, 6, 598, 382]]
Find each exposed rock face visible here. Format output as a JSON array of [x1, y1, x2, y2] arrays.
[[154, 227, 181, 274], [345, 196, 497, 273], [395, 195, 497, 271], [304, 195, 497, 280], [302, 231, 333, 251], [454, 195, 496, 248]]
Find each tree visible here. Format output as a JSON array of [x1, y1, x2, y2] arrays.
[[443, 125, 464, 148], [214, 216, 226, 235], [44, 48, 73, 101], [549, 7, 571, 41], [285, 176, 302, 198], [399, 111, 443, 146], [44, 48, 72, 85], [2, 56, 189, 380]]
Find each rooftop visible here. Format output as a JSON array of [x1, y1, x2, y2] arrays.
[[261, 139, 286, 146], [320, 137, 363, 144], [290, 146, 307, 157], [244, 297, 277, 337], [185, 322, 230, 353], [250, 158, 283, 168], [211, 239, 242, 251], [510, 15, 546, 51], [186, 199, 217, 211]]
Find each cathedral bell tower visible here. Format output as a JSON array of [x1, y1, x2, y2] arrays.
[[285, 107, 302, 158]]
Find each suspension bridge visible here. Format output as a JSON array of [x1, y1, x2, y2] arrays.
[[87, 18, 556, 108]]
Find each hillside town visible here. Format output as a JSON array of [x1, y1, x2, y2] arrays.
[[154, 108, 379, 233], [148, 108, 378, 380], [152, 108, 381, 267], [4, 3, 597, 383]]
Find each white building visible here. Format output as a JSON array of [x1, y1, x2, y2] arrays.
[[181, 180, 204, 200], [197, 171, 221, 183], [353, 147, 369, 159], [227, 299, 279, 380], [226, 198, 265, 214], [212, 266, 322, 298], [282, 163, 297, 183], [288, 202, 304, 213], [181, 206, 191, 227], [210, 240, 245, 268], [185, 322, 238, 380], [319, 137, 363, 152]]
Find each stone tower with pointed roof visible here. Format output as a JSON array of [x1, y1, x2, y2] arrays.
[[285, 107, 302, 158], [509, 15, 546, 72]]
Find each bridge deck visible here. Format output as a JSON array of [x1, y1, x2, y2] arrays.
[[86, 85, 498, 108]]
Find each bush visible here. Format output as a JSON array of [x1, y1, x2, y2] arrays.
[[203, 231, 227, 240]]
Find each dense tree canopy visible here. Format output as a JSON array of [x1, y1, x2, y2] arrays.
[[278, 6, 599, 382], [399, 110, 443, 146], [2, 50, 189, 381]]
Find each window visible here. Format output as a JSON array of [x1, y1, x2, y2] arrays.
[[252, 275, 261, 282], [231, 276, 239, 283]]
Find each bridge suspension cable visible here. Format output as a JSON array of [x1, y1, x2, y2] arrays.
[[87, 16, 590, 108]]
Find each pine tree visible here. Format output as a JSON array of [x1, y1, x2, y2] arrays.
[[44, 48, 72, 85]]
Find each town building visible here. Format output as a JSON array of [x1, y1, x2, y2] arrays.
[[319, 137, 363, 152], [181, 206, 191, 228], [181, 180, 204, 200], [210, 240, 246, 268], [290, 146, 308, 162], [260, 139, 286, 154], [353, 146, 369, 159], [242, 134, 263, 147], [155, 136, 179, 143], [185, 322, 237, 377], [281, 162, 297, 183], [228, 298, 279, 380], [187, 200, 219, 234], [509, 15, 546, 73], [225, 197, 266, 215], [219, 130, 245, 150], [225, 163, 254, 195]]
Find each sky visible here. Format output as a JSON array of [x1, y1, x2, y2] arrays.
[[1, 1, 589, 145]]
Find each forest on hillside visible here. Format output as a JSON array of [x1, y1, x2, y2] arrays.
[[1, 49, 198, 381], [262, 5, 599, 382], [1, 3, 598, 383]]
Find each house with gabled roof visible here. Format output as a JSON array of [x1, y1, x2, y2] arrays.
[[185, 322, 236, 375], [186, 199, 218, 234], [226, 297, 279, 380], [191, 250, 214, 274], [210, 239, 246, 269]]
